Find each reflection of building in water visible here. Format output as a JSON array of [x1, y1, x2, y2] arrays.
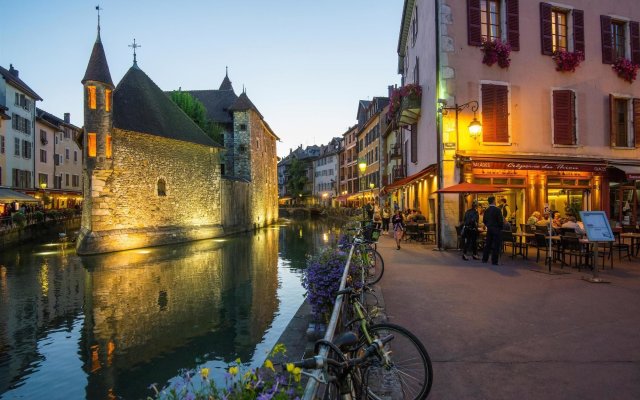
[[0, 250, 86, 394], [81, 230, 279, 399]]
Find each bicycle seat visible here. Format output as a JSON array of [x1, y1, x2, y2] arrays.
[[332, 331, 359, 352]]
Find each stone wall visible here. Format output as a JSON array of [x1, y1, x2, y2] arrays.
[[247, 111, 279, 228], [220, 178, 251, 232], [77, 129, 223, 254], [232, 111, 251, 180]]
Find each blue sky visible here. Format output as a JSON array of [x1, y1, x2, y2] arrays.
[[0, 0, 402, 157]]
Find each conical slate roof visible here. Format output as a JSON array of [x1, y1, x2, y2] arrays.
[[228, 92, 263, 118], [82, 32, 114, 87], [113, 65, 221, 147], [219, 73, 234, 91]]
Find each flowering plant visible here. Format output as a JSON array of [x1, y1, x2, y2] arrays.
[[612, 58, 639, 83], [302, 245, 363, 321], [480, 39, 511, 68], [149, 345, 304, 399], [551, 49, 585, 72], [386, 83, 423, 122]]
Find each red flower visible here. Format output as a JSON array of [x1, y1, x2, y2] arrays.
[[612, 58, 639, 83], [552, 50, 585, 72], [480, 39, 511, 68], [386, 84, 422, 122]]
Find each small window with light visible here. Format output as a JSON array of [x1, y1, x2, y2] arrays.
[[87, 86, 97, 109], [105, 89, 112, 112], [157, 178, 167, 197], [106, 134, 112, 158], [87, 133, 97, 157]]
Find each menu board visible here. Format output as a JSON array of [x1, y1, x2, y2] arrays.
[[579, 211, 614, 242]]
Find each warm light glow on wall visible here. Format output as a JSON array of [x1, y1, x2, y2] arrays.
[[88, 86, 97, 109], [105, 89, 112, 112], [106, 135, 112, 158], [88, 133, 97, 157]]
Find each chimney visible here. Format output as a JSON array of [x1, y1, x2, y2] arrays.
[[388, 85, 395, 97], [9, 64, 19, 78], [64, 113, 70, 123]]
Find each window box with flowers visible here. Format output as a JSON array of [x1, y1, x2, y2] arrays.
[[552, 50, 585, 72], [386, 84, 422, 126], [480, 39, 511, 69], [612, 58, 639, 83]]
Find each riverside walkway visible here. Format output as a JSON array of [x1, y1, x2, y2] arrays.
[[375, 234, 640, 400]]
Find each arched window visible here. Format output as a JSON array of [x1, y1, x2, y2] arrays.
[[157, 178, 166, 197]]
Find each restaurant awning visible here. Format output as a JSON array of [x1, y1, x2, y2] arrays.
[[435, 182, 506, 193], [0, 187, 40, 203], [382, 164, 438, 194], [609, 163, 640, 180]]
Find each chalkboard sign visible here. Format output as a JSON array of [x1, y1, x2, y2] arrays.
[[579, 211, 614, 242]]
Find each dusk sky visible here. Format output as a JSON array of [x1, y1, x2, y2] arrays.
[[0, 0, 402, 157]]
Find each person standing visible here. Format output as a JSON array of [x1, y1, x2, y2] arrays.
[[391, 209, 405, 250], [482, 196, 504, 265], [498, 198, 511, 223], [462, 201, 480, 260], [381, 204, 391, 233]]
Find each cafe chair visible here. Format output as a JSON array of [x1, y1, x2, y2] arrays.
[[595, 242, 614, 270], [423, 223, 436, 244], [560, 236, 591, 271], [455, 225, 463, 249], [501, 230, 527, 259], [612, 231, 632, 262], [405, 224, 420, 242]]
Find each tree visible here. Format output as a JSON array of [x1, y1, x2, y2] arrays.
[[286, 158, 308, 201], [170, 91, 224, 144]]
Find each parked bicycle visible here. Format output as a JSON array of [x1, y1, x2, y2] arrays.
[[343, 226, 384, 285]]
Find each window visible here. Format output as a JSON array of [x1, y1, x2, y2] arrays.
[[39, 173, 48, 187], [72, 175, 80, 187], [601, 17, 640, 64], [541, 4, 584, 56], [481, 83, 510, 143], [105, 89, 112, 112], [609, 95, 639, 148], [40, 149, 47, 163], [410, 124, 418, 163], [468, 0, 519, 50], [106, 134, 112, 158], [411, 6, 418, 46], [54, 154, 62, 166], [87, 133, 97, 157], [65, 174, 69, 186], [87, 86, 97, 109], [63, 128, 70, 139], [74, 150, 78, 163], [12, 169, 31, 188], [0, 135, 4, 154], [157, 178, 167, 196], [552, 90, 577, 145], [239, 124, 247, 131], [65, 148, 70, 160], [12, 114, 31, 134], [14, 93, 30, 110], [40, 130, 48, 145], [414, 57, 419, 84], [22, 140, 31, 159]]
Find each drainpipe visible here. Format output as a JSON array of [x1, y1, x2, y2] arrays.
[[435, 0, 444, 250]]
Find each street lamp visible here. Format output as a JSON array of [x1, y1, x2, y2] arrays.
[[358, 160, 367, 220], [438, 100, 483, 143]]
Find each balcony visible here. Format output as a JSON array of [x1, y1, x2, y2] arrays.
[[392, 165, 406, 182], [399, 93, 421, 126], [388, 143, 402, 159]]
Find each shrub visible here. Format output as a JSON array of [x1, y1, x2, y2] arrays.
[[11, 212, 26, 227], [33, 211, 45, 223]]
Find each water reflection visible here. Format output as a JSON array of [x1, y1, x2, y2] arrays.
[[0, 219, 334, 399]]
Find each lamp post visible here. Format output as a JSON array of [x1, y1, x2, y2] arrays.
[[438, 100, 482, 146], [39, 183, 48, 209], [358, 160, 367, 220]]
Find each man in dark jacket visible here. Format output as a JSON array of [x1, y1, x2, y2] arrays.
[[462, 201, 480, 260], [482, 196, 504, 265]]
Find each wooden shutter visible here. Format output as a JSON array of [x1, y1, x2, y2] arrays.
[[631, 21, 640, 65], [601, 15, 613, 64], [540, 3, 553, 55], [506, 0, 520, 51], [482, 84, 509, 143], [609, 94, 616, 147], [634, 98, 640, 147], [468, 0, 482, 46], [553, 90, 576, 145], [410, 124, 417, 163], [573, 10, 585, 55]]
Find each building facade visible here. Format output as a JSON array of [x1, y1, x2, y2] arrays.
[[394, 0, 640, 247], [312, 137, 341, 205], [356, 97, 388, 204], [338, 125, 358, 205]]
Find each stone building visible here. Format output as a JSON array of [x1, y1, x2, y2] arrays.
[[76, 27, 224, 254]]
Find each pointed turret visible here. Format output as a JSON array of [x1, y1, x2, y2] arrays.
[[82, 30, 114, 87], [219, 67, 234, 91]]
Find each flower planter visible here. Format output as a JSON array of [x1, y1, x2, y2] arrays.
[[552, 50, 584, 72], [399, 93, 421, 126], [612, 58, 639, 83], [481, 39, 511, 69]]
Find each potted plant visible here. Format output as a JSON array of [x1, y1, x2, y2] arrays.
[[480, 39, 511, 68], [552, 49, 585, 72], [612, 58, 639, 83]]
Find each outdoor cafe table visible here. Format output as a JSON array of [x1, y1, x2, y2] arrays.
[[512, 232, 534, 258], [620, 232, 640, 257]]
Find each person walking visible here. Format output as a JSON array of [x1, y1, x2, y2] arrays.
[[381, 204, 391, 233], [482, 196, 504, 265], [462, 201, 480, 261], [391, 209, 405, 250]]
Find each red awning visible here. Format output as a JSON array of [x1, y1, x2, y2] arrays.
[[382, 164, 437, 193], [435, 182, 506, 194]]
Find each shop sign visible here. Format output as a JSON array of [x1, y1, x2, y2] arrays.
[[471, 161, 606, 173], [579, 211, 615, 242], [628, 173, 640, 180]]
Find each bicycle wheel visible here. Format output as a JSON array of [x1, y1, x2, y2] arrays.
[[359, 323, 433, 400], [363, 248, 384, 285]]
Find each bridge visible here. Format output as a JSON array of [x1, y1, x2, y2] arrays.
[[278, 207, 325, 218]]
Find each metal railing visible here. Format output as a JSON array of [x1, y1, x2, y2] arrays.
[[302, 244, 355, 400]]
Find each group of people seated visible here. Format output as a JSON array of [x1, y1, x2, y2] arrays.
[[526, 211, 585, 235]]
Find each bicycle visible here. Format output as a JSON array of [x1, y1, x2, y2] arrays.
[[343, 226, 384, 285], [337, 287, 433, 400], [291, 332, 395, 400]]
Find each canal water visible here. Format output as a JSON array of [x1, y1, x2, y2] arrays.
[[0, 219, 340, 400]]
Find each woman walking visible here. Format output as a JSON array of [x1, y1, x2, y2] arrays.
[[391, 209, 405, 250], [381, 204, 391, 233]]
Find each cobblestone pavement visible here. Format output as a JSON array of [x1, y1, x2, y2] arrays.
[[374, 233, 640, 400]]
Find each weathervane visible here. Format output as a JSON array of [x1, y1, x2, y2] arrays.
[[129, 38, 141, 65], [96, 5, 102, 33]]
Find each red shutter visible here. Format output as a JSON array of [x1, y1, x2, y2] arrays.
[[609, 94, 616, 147], [631, 22, 640, 65], [634, 98, 640, 148], [468, 0, 482, 46], [573, 10, 585, 55], [482, 84, 509, 143], [601, 16, 613, 64], [553, 90, 576, 145], [506, 0, 520, 51], [540, 3, 553, 55]]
